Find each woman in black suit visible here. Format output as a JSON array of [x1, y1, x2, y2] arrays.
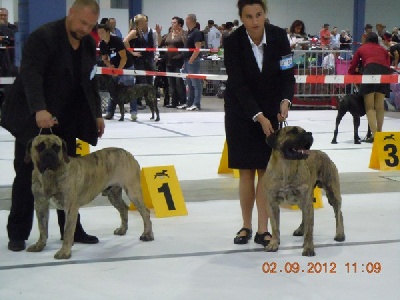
[[224, 0, 295, 247]]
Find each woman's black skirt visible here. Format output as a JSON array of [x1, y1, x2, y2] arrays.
[[359, 63, 391, 97]]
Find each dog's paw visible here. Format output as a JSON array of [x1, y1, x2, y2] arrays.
[[302, 247, 316, 257], [54, 249, 72, 260], [331, 140, 338, 144], [265, 240, 279, 252], [118, 118, 124, 122], [155, 117, 160, 122], [140, 232, 154, 241], [26, 242, 46, 252], [293, 229, 304, 236], [334, 233, 345, 242], [114, 227, 127, 236]]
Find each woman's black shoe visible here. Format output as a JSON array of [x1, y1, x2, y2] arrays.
[[254, 232, 272, 247], [364, 136, 374, 143], [233, 228, 252, 244]]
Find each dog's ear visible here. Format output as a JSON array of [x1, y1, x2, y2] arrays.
[[62, 140, 70, 163], [24, 138, 34, 163], [266, 130, 280, 149]]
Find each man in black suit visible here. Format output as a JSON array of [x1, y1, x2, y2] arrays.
[[1, 0, 105, 252]]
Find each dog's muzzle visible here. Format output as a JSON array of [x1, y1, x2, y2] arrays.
[[38, 149, 60, 173], [283, 132, 313, 160]]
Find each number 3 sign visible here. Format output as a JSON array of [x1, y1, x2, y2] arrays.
[[129, 166, 188, 218], [369, 132, 400, 171]]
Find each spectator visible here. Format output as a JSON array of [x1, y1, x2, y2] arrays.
[[108, 17, 122, 39], [392, 27, 400, 43], [224, 0, 294, 247], [90, 23, 101, 46], [389, 43, 400, 67], [330, 26, 340, 49], [157, 16, 186, 108], [124, 14, 157, 110], [206, 20, 221, 50], [376, 23, 390, 49], [0, 7, 17, 46], [361, 24, 373, 44], [221, 22, 234, 47], [322, 52, 335, 69], [232, 19, 239, 31], [345, 28, 353, 41], [385, 83, 400, 111], [348, 32, 391, 143], [98, 23, 136, 121], [319, 23, 331, 49], [177, 14, 203, 111], [0, 0, 104, 252], [339, 29, 352, 60], [288, 19, 308, 50]]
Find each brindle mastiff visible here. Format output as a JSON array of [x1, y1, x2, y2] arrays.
[[263, 126, 345, 256], [97, 74, 160, 122], [25, 134, 154, 259]]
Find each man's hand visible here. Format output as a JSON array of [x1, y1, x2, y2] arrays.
[[35, 110, 58, 128], [96, 118, 105, 138]]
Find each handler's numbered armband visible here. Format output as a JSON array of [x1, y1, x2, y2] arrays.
[[280, 54, 294, 70]]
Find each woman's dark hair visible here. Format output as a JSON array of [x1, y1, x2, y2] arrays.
[[237, 0, 267, 17], [172, 16, 184, 27], [97, 23, 110, 32], [100, 18, 109, 25], [365, 31, 378, 44], [289, 20, 306, 35]]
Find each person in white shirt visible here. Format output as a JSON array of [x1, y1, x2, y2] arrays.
[[322, 52, 335, 69], [330, 26, 340, 49], [207, 20, 221, 49]]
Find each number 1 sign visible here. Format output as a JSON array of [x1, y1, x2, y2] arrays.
[[129, 166, 188, 218]]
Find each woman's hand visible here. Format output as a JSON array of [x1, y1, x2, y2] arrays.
[[278, 99, 290, 122], [256, 114, 274, 137]]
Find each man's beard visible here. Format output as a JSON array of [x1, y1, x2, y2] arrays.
[[70, 30, 84, 41]]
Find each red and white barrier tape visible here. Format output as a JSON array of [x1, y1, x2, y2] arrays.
[[295, 74, 400, 84], [96, 67, 227, 80], [96, 47, 219, 52], [1, 68, 400, 85], [0, 77, 15, 84], [97, 67, 400, 83]]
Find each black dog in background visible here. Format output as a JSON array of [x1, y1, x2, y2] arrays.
[[97, 75, 160, 122], [331, 92, 371, 144]]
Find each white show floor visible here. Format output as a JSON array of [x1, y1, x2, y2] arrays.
[[0, 110, 399, 299]]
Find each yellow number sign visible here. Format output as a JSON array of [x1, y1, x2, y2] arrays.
[[130, 166, 188, 218], [369, 132, 400, 171], [280, 187, 324, 210], [76, 139, 90, 156], [217, 141, 240, 178]]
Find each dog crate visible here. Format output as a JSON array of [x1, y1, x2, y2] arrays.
[[199, 59, 226, 96]]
